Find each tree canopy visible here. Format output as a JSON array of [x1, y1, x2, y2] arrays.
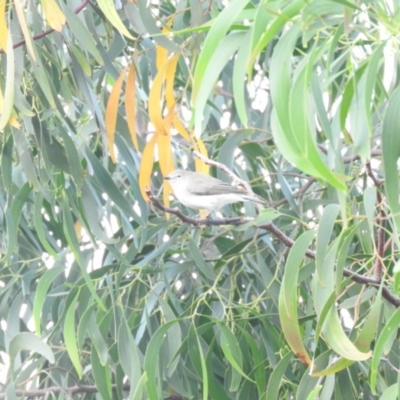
[[1, 0, 400, 399]]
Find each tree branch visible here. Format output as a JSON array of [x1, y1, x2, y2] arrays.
[[365, 161, 385, 282], [146, 190, 400, 308]]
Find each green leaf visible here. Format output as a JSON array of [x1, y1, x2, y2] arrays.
[[315, 204, 340, 284], [9, 332, 55, 374], [219, 322, 250, 387], [370, 307, 400, 394], [118, 318, 143, 398], [270, 26, 347, 190], [137, 0, 182, 53], [279, 230, 315, 366], [144, 320, 181, 400], [88, 313, 109, 366], [193, 31, 246, 132], [3, 182, 31, 263], [193, 0, 249, 102], [33, 266, 64, 335], [33, 193, 60, 257], [58, 126, 83, 195], [64, 7, 103, 64], [62, 194, 106, 311], [382, 85, 400, 234], [85, 147, 141, 222], [91, 343, 112, 400], [322, 307, 371, 361], [265, 352, 292, 400], [63, 291, 83, 378]]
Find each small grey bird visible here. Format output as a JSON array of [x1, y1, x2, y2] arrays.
[[164, 169, 267, 212]]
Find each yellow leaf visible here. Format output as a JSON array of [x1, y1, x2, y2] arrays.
[[74, 220, 82, 239], [9, 115, 21, 129], [158, 132, 173, 211], [148, 62, 169, 136], [14, 0, 36, 61], [157, 131, 173, 176], [156, 20, 174, 71], [0, 34, 14, 131], [139, 133, 158, 200], [105, 67, 127, 163], [164, 54, 191, 141], [97, 0, 135, 40], [0, 54, 20, 129], [0, 0, 8, 52], [193, 137, 209, 174], [41, 0, 66, 32], [165, 54, 180, 109], [125, 63, 138, 150], [156, 46, 168, 73]]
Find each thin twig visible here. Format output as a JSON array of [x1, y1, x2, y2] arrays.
[[365, 162, 386, 281], [192, 150, 252, 193], [365, 162, 384, 189], [317, 146, 382, 164], [270, 177, 317, 208]]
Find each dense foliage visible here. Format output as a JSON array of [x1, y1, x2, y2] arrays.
[[1, 0, 400, 399]]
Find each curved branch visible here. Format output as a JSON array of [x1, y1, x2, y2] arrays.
[[146, 190, 400, 308]]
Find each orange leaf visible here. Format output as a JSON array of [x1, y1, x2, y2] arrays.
[[164, 55, 191, 141], [41, 0, 66, 32], [165, 54, 180, 109], [156, 46, 168, 73], [139, 133, 158, 200], [105, 67, 127, 163], [9, 115, 21, 129], [148, 62, 169, 136], [0, 0, 8, 52], [193, 137, 209, 174], [157, 131, 173, 176], [156, 20, 174, 71], [172, 115, 191, 141], [158, 124, 173, 214], [125, 63, 138, 150]]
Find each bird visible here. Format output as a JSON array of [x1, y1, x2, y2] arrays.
[[164, 169, 267, 212]]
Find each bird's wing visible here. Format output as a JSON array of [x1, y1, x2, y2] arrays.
[[190, 178, 246, 196]]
